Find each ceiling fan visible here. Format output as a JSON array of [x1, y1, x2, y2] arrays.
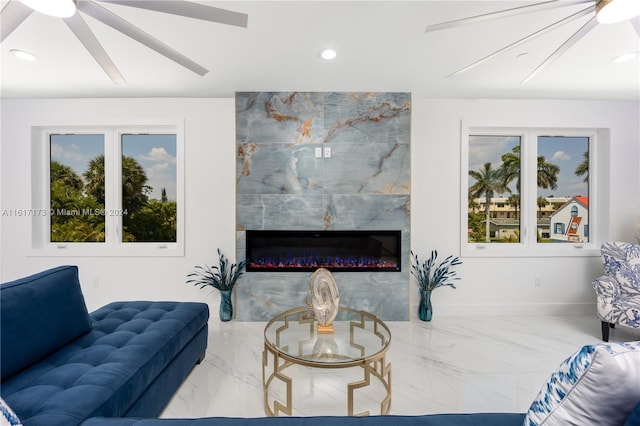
[[0, 0, 248, 83], [425, 0, 640, 83]]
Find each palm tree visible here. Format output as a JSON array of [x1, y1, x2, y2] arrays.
[[508, 193, 520, 220], [537, 196, 549, 219], [500, 145, 522, 192], [121, 155, 152, 215], [500, 145, 560, 192], [50, 161, 83, 191], [83, 155, 105, 205], [537, 155, 559, 190], [575, 150, 589, 183], [469, 162, 509, 243]]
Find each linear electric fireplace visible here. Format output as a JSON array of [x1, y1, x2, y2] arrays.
[[246, 230, 401, 272]]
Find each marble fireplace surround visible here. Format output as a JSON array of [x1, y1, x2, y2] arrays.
[[235, 92, 411, 321]]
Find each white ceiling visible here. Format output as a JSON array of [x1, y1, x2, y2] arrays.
[[1, 0, 639, 100]]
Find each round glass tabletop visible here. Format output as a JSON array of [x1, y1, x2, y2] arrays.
[[263, 306, 391, 367]]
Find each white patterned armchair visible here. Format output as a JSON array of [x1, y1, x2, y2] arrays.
[[593, 241, 640, 341]]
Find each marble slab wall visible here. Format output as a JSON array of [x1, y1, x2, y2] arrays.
[[235, 92, 411, 321]]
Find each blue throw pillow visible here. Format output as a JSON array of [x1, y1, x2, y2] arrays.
[[524, 342, 640, 426], [0, 398, 21, 426]]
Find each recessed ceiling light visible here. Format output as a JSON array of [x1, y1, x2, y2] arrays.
[[611, 51, 640, 64], [319, 49, 337, 61], [10, 49, 37, 61]]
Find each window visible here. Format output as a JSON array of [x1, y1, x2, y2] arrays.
[[32, 124, 184, 256], [463, 126, 607, 257], [50, 134, 106, 242]]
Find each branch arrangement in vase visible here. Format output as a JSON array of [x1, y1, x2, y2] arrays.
[[410, 250, 462, 291], [187, 249, 247, 321], [187, 248, 247, 292]]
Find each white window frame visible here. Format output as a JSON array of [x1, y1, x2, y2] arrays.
[[461, 124, 609, 258], [30, 122, 185, 257]]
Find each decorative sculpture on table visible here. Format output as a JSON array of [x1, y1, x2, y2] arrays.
[[308, 268, 339, 333]]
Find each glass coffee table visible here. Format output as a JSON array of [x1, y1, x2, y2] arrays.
[[262, 306, 391, 417]]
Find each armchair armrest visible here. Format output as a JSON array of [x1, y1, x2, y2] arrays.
[[592, 275, 620, 323], [593, 275, 620, 300]]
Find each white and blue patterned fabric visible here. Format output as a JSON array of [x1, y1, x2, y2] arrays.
[[0, 398, 21, 426], [593, 242, 640, 328], [523, 341, 640, 426]]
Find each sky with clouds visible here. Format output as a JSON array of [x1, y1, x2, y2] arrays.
[[122, 134, 176, 200], [469, 135, 589, 199], [51, 133, 177, 201]]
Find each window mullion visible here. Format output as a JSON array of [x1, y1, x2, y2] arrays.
[[522, 131, 536, 247], [104, 130, 118, 247]]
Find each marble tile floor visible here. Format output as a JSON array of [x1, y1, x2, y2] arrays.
[[161, 315, 640, 419]]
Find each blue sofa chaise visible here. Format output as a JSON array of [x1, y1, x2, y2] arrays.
[[0, 265, 209, 426]]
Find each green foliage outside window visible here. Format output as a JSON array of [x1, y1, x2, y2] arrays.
[[50, 155, 176, 243]]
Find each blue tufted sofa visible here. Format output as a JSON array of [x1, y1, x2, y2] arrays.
[[0, 265, 209, 426]]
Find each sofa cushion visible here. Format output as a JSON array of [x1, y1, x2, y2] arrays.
[[1, 301, 209, 426], [1, 265, 92, 381], [523, 341, 640, 426]]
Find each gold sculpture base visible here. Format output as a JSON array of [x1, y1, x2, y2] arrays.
[[317, 324, 335, 334]]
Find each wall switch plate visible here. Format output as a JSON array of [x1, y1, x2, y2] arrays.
[[315, 147, 322, 158], [324, 147, 332, 158]]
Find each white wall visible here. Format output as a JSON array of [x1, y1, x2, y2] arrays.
[[1, 97, 638, 318], [411, 99, 640, 316], [0, 99, 237, 318]]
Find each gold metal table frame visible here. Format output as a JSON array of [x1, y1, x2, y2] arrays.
[[262, 306, 391, 417]]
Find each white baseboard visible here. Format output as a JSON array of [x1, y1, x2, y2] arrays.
[[414, 302, 595, 317]]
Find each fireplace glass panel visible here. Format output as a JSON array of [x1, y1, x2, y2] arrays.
[[246, 230, 401, 272]]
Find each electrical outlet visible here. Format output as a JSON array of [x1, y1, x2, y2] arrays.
[[315, 147, 322, 158], [324, 147, 332, 158], [534, 276, 542, 287]]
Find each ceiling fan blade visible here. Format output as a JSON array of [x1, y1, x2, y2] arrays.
[[63, 12, 126, 84], [97, 0, 247, 28], [449, 5, 594, 77], [425, 0, 593, 33], [77, 0, 209, 76], [631, 16, 640, 38], [1, 0, 33, 42], [522, 16, 599, 83]]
